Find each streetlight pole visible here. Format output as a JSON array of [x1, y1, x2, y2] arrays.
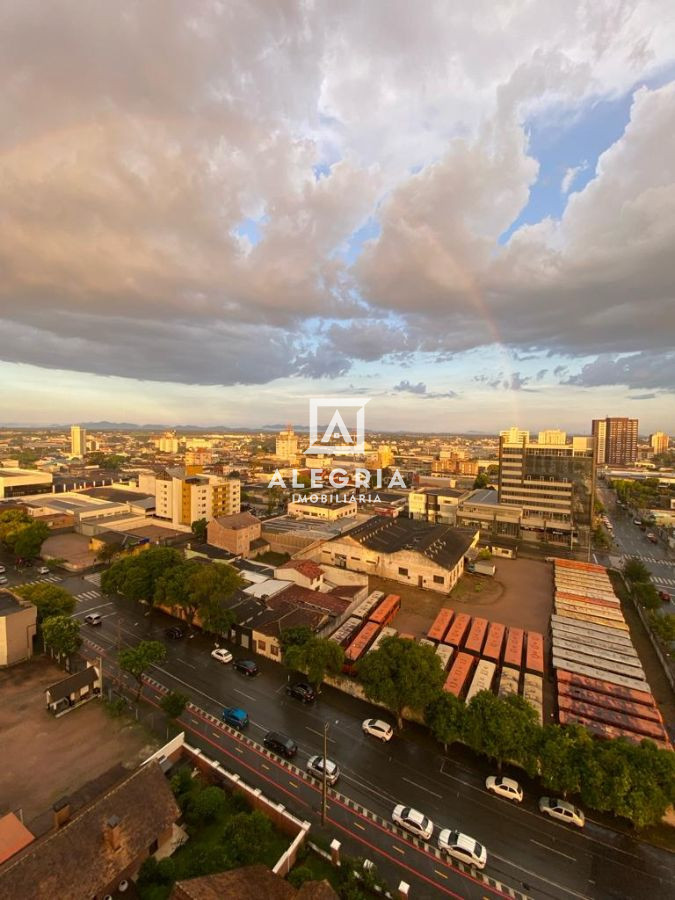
[[321, 720, 329, 826]]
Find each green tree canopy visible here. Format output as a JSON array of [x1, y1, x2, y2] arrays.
[[11, 521, 50, 559], [538, 724, 594, 797], [648, 611, 675, 645], [0, 509, 31, 546], [154, 559, 242, 630], [118, 640, 167, 700], [463, 692, 540, 774], [473, 472, 489, 489], [15, 583, 76, 623], [160, 690, 189, 721], [42, 615, 82, 659], [280, 625, 313, 652], [623, 557, 651, 584], [101, 546, 183, 602], [357, 637, 445, 729], [425, 691, 466, 749], [191, 518, 208, 542], [284, 636, 344, 691]]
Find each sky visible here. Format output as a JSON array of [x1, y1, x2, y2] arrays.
[[1, 1, 674, 434]]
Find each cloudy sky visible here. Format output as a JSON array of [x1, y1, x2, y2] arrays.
[[1, 1, 674, 433]]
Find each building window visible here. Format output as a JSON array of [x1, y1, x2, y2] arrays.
[[398, 567, 409, 576], [433, 575, 444, 584]]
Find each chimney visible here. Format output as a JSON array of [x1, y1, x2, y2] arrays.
[[104, 815, 122, 851], [52, 797, 71, 829]]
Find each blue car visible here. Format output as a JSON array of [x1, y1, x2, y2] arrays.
[[222, 706, 249, 729]]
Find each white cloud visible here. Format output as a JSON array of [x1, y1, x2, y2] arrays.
[[561, 161, 587, 193]]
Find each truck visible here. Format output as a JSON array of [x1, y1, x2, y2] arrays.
[[466, 560, 496, 577]]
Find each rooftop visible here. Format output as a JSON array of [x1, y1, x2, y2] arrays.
[[0, 590, 25, 617], [211, 511, 261, 530], [277, 559, 324, 580]]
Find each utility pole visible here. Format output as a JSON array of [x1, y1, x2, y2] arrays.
[[321, 720, 329, 826]]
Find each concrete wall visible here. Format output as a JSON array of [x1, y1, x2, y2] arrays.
[[0, 603, 37, 667]]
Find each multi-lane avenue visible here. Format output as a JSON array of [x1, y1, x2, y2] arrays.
[[2, 554, 674, 899]]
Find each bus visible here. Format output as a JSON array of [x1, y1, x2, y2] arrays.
[[558, 710, 672, 752], [551, 640, 645, 677], [464, 617, 489, 655], [369, 593, 401, 627], [551, 655, 649, 693], [445, 612, 472, 648], [551, 617, 633, 649], [555, 669, 655, 707], [557, 681, 663, 724], [328, 616, 362, 646], [522, 672, 543, 705], [427, 607, 454, 643], [498, 666, 520, 698], [551, 626, 639, 661], [465, 659, 496, 703], [343, 621, 382, 673], [525, 632, 545, 675], [554, 608, 629, 632], [368, 625, 398, 656], [557, 696, 668, 743], [435, 643, 455, 672], [443, 652, 475, 698], [552, 636, 642, 669], [503, 627, 524, 669], [482, 622, 506, 662], [351, 590, 385, 620]]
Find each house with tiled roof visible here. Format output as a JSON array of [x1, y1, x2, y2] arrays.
[[170, 864, 338, 899], [208, 512, 268, 557], [275, 558, 325, 590]]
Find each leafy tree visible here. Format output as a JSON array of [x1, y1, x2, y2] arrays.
[[357, 637, 445, 729], [101, 546, 183, 602], [473, 472, 489, 489], [0, 509, 31, 546], [425, 692, 466, 750], [538, 724, 594, 797], [284, 636, 345, 691], [118, 640, 167, 700], [15, 583, 76, 623], [477, 547, 492, 560], [632, 581, 660, 611], [42, 615, 82, 659], [623, 557, 651, 584], [96, 541, 123, 567], [160, 690, 189, 721], [12, 521, 50, 559], [221, 810, 274, 865], [191, 518, 208, 542], [188, 785, 227, 825], [648, 611, 675, 646], [463, 692, 539, 774], [280, 625, 313, 652], [154, 559, 205, 626]]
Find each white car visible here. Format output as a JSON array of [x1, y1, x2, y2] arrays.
[[391, 805, 433, 841], [438, 829, 487, 870], [362, 718, 394, 742], [211, 647, 233, 664], [0, 575, 8, 585], [306, 756, 340, 785], [37, 566, 51, 575], [485, 775, 523, 803], [539, 797, 585, 828]]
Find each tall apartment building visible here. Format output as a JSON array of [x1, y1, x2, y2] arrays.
[[500, 426, 529, 444], [591, 417, 638, 466], [498, 434, 595, 548], [650, 432, 669, 455], [537, 430, 567, 445], [155, 432, 180, 454], [275, 427, 299, 463], [139, 468, 240, 528], [70, 425, 87, 458]]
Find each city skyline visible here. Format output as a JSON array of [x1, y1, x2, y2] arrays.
[[1, 3, 674, 430]]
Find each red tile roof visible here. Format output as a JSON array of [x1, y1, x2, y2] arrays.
[[278, 559, 324, 580]]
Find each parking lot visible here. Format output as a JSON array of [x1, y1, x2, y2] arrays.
[[0, 657, 158, 836]]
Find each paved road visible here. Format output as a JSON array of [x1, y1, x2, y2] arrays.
[[595, 485, 675, 610], [3, 554, 674, 899]]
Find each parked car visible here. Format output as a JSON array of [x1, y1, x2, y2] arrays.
[[165, 626, 185, 640], [633, 518, 642, 526], [263, 731, 298, 759], [362, 718, 394, 742], [286, 681, 316, 703], [222, 706, 249, 729], [539, 797, 585, 828], [84, 613, 102, 626], [0, 576, 9, 585], [391, 805, 434, 841], [37, 566, 51, 575], [233, 658, 259, 676], [0, 565, 6, 574], [438, 829, 487, 869], [647, 532, 658, 544], [658, 590, 672, 603], [485, 775, 523, 803], [211, 647, 233, 664], [306, 756, 340, 785]]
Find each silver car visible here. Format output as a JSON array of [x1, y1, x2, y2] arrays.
[[539, 797, 585, 828]]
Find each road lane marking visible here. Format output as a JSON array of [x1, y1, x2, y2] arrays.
[[401, 776, 442, 798], [176, 658, 197, 670], [530, 839, 576, 861], [353, 821, 365, 831], [306, 726, 337, 743], [435, 869, 448, 880], [73, 601, 114, 614], [491, 852, 590, 899], [392, 844, 405, 855], [288, 780, 299, 789], [261, 763, 270, 771], [233, 688, 256, 701]]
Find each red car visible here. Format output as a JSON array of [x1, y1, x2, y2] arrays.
[[658, 590, 672, 603]]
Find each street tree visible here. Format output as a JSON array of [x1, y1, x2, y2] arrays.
[[648, 611, 675, 645], [538, 724, 593, 797], [12, 521, 50, 559], [0, 509, 31, 546], [463, 692, 539, 773], [96, 541, 123, 567], [118, 640, 167, 700], [191, 518, 208, 542], [15, 583, 76, 623], [160, 690, 189, 721], [42, 615, 82, 660], [284, 636, 344, 691], [280, 625, 313, 652], [425, 692, 466, 750], [101, 546, 183, 603], [632, 581, 660, 610], [357, 637, 445, 729], [623, 558, 651, 583]]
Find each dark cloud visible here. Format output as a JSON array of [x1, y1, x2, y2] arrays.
[[393, 380, 427, 394], [564, 351, 675, 391]]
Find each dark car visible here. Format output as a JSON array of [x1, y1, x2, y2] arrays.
[[165, 626, 185, 639], [233, 658, 258, 676], [263, 730, 298, 759], [286, 681, 316, 703], [222, 706, 249, 729]]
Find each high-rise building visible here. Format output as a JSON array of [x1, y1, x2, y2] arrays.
[[155, 431, 180, 454], [650, 432, 669, 455], [537, 430, 567, 445], [275, 427, 299, 463], [139, 468, 240, 528], [70, 425, 87, 458], [499, 426, 529, 444], [591, 417, 638, 466], [498, 434, 595, 548]]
